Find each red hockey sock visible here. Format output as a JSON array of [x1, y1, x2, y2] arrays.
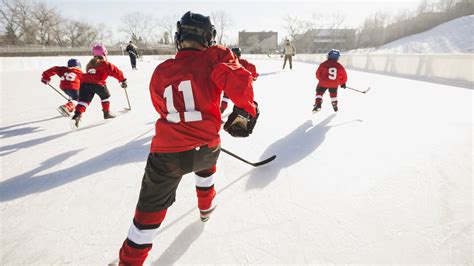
[[195, 167, 216, 210], [119, 209, 167, 265], [119, 240, 152, 266], [75, 102, 88, 114], [196, 186, 216, 211], [101, 100, 110, 111]]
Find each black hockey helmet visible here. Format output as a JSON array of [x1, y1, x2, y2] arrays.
[[231, 47, 242, 57], [175, 11, 216, 48]]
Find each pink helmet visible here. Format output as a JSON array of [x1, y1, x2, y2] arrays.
[[92, 44, 107, 57]]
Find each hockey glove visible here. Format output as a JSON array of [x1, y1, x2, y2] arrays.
[[41, 78, 50, 85], [341, 83, 346, 89], [224, 102, 259, 138], [121, 79, 128, 89]]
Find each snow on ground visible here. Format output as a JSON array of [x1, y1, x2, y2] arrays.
[[350, 15, 474, 54], [0, 56, 472, 264]]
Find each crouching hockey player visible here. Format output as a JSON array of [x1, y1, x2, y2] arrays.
[[313, 49, 347, 113], [71, 44, 127, 128], [220, 47, 259, 113], [41, 59, 82, 117], [118, 11, 259, 265]]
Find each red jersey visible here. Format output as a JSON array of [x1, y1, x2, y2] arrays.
[[238, 58, 259, 79], [149, 45, 257, 153], [81, 60, 125, 86], [42, 66, 82, 90], [316, 60, 347, 88]]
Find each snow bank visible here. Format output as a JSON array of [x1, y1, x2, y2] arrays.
[[352, 15, 474, 54]]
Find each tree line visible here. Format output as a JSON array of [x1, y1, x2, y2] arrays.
[[0, 0, 234, 48], [0, 0, 112, 47]]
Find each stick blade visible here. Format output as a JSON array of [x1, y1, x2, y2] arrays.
[[252, 155, 277, 167], [363, 87, 371, 93]]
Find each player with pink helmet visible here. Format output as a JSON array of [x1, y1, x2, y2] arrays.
[[92, 44, 108, 57], [71, 44, 127, 129]]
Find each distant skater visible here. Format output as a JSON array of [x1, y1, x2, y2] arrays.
[[125, 41, 138, 70], [313, 49, 347, 113], [282, 39, 296, 70]]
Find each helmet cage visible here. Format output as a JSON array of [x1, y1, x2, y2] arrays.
[[175, 12, 216, 49]]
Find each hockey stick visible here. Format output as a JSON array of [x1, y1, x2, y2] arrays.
[[221, 147, 276, 167], [345, 86, 371, 94], [123, 87, 132, 110], [47, 84, 70, 101]]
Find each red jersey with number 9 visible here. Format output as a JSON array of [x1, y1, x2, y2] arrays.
[[149, 45, 257, 153], [42, 66, 82, 90], [315, 60, 347, 88]]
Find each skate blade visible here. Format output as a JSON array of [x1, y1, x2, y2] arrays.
[[57, 107, 70, 117], [70, 119, 80, 131], [200, 205, 216, 222]]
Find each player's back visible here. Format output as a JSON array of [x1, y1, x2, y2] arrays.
[[316, 60, 347, 88], [149, 46, 231, 153]]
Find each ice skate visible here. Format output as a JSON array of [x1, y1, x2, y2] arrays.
[[70, 113, 82, 129], [199, 204, 216, 222], [103, 110, 116, 119], [57, 105, 71, 117], [312, 104, 321, 113]]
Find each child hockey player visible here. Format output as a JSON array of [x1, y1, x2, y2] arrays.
[[41, 59, 82, 117], [313, 49, 347, 113], [220, 47, 259, 113], [71, 44, 127, 128], [118, 11, 259, 265]]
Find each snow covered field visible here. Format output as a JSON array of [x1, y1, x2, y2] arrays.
[[0, 56, 472, 264]]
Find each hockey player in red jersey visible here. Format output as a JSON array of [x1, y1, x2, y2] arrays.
[[313, 49, 347, 113], [118, 11, 259, 265], [71, 45, 127, 128], [220, 47, 259, 113], [41, 59, 82, 117]]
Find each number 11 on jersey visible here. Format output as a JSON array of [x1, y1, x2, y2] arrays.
[[163, 80, 203, 123]]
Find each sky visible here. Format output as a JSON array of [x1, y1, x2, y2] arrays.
[[46, 0, 424, 44]]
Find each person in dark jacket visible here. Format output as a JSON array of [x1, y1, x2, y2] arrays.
[[125, 41, 139, 70]]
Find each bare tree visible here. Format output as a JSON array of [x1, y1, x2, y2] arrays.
[[157, 14, 178, 45], [0, 0, 21, 44], [94, 23, 113, 45], [120, 12, 158, 46], [0, 0, 36, 44], [212, 11, 233, 45], [31, 2, 60, 45], [282, 14, 307, 41]]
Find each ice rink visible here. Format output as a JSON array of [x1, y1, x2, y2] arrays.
[[1, 56, 472, 264]]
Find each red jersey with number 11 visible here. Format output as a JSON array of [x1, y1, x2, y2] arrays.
[[316, 60, 347, 88], [149, 45, 257, 153]]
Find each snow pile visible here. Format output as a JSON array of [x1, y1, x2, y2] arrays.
[[352, 15, 474, 54]]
